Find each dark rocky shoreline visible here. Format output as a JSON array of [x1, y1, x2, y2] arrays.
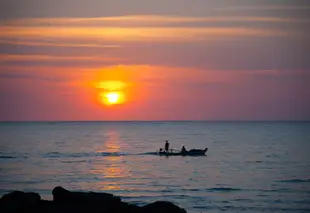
[[0, 186, 187, 213]]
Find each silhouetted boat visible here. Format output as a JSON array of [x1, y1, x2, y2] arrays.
[[158, 148, 208, 156]]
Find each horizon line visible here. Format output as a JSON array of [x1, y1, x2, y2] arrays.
[[0, 120, 309, 123]]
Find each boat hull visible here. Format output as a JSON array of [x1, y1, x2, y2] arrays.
[[158, 148, 208, 156]]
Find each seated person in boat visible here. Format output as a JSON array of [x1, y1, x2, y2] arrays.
[[181, 145, 187, 154]]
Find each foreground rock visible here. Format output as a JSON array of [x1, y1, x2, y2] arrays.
[[0, 186, 187, 213]]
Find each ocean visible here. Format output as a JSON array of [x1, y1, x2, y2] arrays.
[[0, 121, 309, 212]]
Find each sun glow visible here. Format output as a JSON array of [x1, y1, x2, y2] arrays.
[[92, 68, 138, 106], [104, 92, 121, 104], [96, 80, 127, 106], [98, 81, 127, 91]]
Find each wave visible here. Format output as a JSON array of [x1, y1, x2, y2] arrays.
[[97, 152, 127, 157], [277, 179, 310, 183], [43, 151, 166, 158], [4, 150, 210, 159], [43, 151, 128, 159], [0, 155, 16, 159], [0, 155, 27, 159], [181, 188, 200, 192], [61, 160, 90, 163], [0, 152, 158, 160], [142, 152, 158, 155], [208, 187, 242, 192], [245, 160, 263, 163]]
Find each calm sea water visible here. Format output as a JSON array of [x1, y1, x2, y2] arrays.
[[0, 121, 310, 212]]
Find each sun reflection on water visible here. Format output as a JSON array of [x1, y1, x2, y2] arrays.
[[90, 130, 132, 191], [102, 131, 123, 153]]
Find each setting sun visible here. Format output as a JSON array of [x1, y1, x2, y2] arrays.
[[94, 80, 128, 106], [106, 92, 120, 104], [100, 91, 125, 105]]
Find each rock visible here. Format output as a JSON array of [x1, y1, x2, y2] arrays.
[[52, 186, 125, 212], [0, 191, 41, 212], [0, 187, 187, 213], [52, 186, 121, 204], [110, 201, 142, 213], [141, 201, 187, 213]]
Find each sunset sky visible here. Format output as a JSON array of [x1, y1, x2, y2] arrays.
[[1, 0, 310, 121]]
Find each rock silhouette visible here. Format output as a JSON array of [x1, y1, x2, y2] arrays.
[[0, 186, 187, 213]]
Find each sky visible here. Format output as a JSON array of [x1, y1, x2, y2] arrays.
[[0, 0, 310, 121]]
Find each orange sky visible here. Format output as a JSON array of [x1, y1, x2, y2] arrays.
[[1, 1, 310, 121]]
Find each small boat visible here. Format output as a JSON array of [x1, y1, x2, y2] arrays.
[[158, 148, 208, 156]]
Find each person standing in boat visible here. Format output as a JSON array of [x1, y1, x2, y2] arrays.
[[181, 145, 187, 154], [165, 140, 170, 152]]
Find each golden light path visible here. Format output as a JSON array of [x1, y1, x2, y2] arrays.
[[87, 131, 132, 191]]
